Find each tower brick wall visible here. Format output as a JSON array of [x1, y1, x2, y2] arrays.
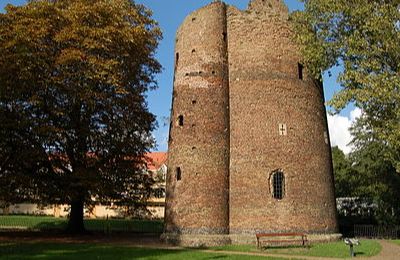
[[227, 1, 337, 234], [164, 0, 339, 245], [165, 1, 230, 235]]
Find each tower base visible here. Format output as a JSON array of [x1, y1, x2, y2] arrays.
[[229, 233, 342, 245], [161, 233, 231, 247], [161, 233, 342, 247]]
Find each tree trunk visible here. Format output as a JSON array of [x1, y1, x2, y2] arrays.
[[66, 198, 86, 234]]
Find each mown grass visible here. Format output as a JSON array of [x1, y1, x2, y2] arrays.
[[212, 240, 381, 258], [0, 215, 163, 233], [0, 242, 293, 260]]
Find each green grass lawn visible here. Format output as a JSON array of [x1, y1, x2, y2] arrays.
[[212, 240, 381, 258], [0, 215, 163, 233], [392, 240, 400, 246], [0, 243, 294, 260]]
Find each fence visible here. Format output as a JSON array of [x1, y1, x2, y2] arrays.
[[354, 225, 400, 239]]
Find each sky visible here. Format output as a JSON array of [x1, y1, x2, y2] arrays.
[[0, 0, 358, 154]]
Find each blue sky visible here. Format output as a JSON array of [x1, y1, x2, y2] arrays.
[[0, 0, 354, 153]]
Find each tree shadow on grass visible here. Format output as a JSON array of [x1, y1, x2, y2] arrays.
[[33, 221, 67, 231], [0, 243, 184, 260], [0, 243, 291, 260]]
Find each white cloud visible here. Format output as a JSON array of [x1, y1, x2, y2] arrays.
[[327, 107, 362, 154], [350, 108, 362, 122]]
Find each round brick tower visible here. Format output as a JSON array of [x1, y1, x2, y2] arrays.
[[163, 1, 230, 245], [164, 0, 339, 246], [227, 0, 338, 239]]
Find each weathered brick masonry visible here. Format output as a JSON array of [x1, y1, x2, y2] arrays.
[[164, 0, 339, 245]]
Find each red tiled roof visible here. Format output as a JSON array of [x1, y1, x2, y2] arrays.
[[145, 152, 167, 171]]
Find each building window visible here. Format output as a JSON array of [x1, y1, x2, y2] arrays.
[[176, 167, 182, 181], [271, 171, 285, 200], [154, 188, 165, 198], [298, 63, 304, 80], [177, 115, 184, 126]]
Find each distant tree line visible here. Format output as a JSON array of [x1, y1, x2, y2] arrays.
[[332, 116, 400, 225]]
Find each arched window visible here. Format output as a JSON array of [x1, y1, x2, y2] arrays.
[[271, 170, 285, 200]]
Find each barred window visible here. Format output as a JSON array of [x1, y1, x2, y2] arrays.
[[272, 171, 285, 200]]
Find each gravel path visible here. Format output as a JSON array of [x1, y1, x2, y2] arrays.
[[358, 240, 400, 260], [201, 240, 400, 260], [200, 249, 339, 260]]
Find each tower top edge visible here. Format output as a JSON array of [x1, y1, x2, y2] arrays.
[[247, 0, 289, 15], [175, 1, 227, 37], [176, 0, 289, 38]]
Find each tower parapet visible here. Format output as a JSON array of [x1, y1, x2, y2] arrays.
[[248, 0, 289, 16]]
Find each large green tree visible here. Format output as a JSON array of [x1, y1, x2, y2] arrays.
[[0, 0, 161, 233], [291, 0, 400, 172]]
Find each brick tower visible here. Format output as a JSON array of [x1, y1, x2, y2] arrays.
[[164, 0, 339, 246]]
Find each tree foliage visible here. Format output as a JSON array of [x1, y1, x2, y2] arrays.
[[349, 116, 400, 225], [0, 0, 161, 232], [331, 146, 355, 197], [332, 120, 400, 224], [292, 0, 400, 172]]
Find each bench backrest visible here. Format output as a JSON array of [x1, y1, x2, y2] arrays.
[[256, 233, 306, 238]]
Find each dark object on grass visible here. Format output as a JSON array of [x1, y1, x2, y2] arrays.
[[344, 238, 360, 257]]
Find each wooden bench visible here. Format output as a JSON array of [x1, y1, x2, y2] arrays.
[[256, 233, 308, 249]]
